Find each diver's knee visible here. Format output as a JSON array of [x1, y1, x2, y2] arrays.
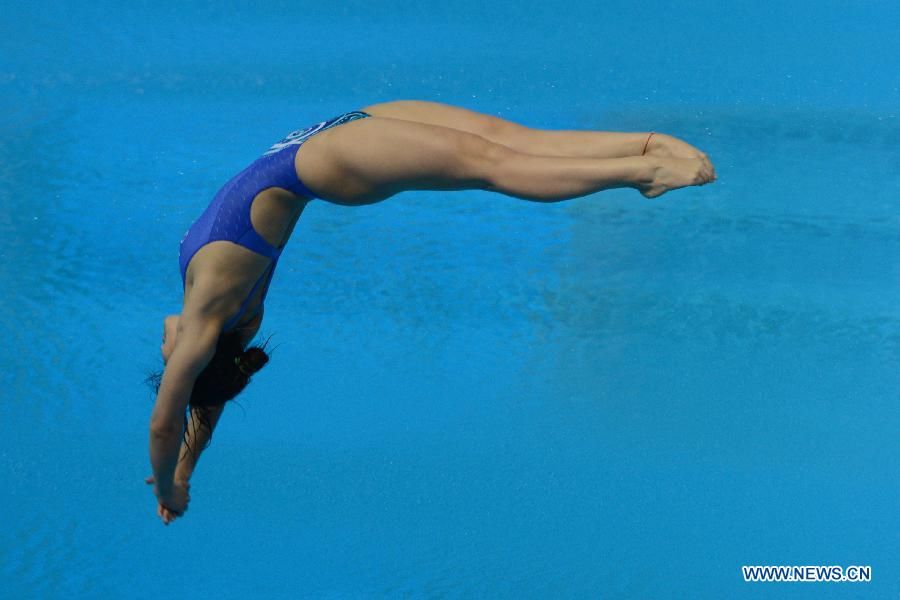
[[455, 132, 513, 185]]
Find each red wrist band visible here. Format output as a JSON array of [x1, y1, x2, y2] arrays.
[[641, 132, 655, 156]]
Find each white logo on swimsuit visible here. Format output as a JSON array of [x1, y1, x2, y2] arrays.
[[261, 112, 368, 156], [262, 120, 328, 155]]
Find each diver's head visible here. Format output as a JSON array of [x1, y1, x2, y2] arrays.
[[147, 316, 273, 454], [157, 314, 270, 399]]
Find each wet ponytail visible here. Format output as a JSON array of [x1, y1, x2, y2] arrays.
[[189, 330, 272, 407]]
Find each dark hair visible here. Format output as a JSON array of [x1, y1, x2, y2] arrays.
[[145, 329, 273, 458]]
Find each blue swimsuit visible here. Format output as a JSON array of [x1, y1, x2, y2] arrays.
[[178, 110, 372, 332]]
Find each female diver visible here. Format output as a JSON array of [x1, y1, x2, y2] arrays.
[[146, 99, 717, 524]]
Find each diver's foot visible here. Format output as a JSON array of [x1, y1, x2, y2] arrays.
[[638, 156, 716, 199], [645, 132, 705, 160]]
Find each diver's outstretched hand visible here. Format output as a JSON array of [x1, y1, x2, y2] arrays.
[[145, 475, 190, 526]]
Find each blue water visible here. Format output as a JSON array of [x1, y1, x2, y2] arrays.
[[1, 1, 898, 598]]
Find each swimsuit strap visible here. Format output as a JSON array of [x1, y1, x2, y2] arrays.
[[237, 222, 282, 259]]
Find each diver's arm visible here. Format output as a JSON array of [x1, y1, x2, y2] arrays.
[[174, 403, 225, 482], [149, 312, 222, 496], [171, 306, 255, 481]]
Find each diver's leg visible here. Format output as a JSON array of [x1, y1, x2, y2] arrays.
[[294, 115, 713, 204], [359, 99, 708, 161]]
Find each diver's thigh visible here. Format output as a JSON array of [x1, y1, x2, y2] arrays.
[[294, 116, 507, 205], [359, 100, 525, 146]]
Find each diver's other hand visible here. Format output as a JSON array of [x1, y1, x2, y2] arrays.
[[145, 475, 180, 525], [639, 156, 716, 199], [157, 501, 178, 525], [147, 475, 190, 525], [158, 480, 191, 522]]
